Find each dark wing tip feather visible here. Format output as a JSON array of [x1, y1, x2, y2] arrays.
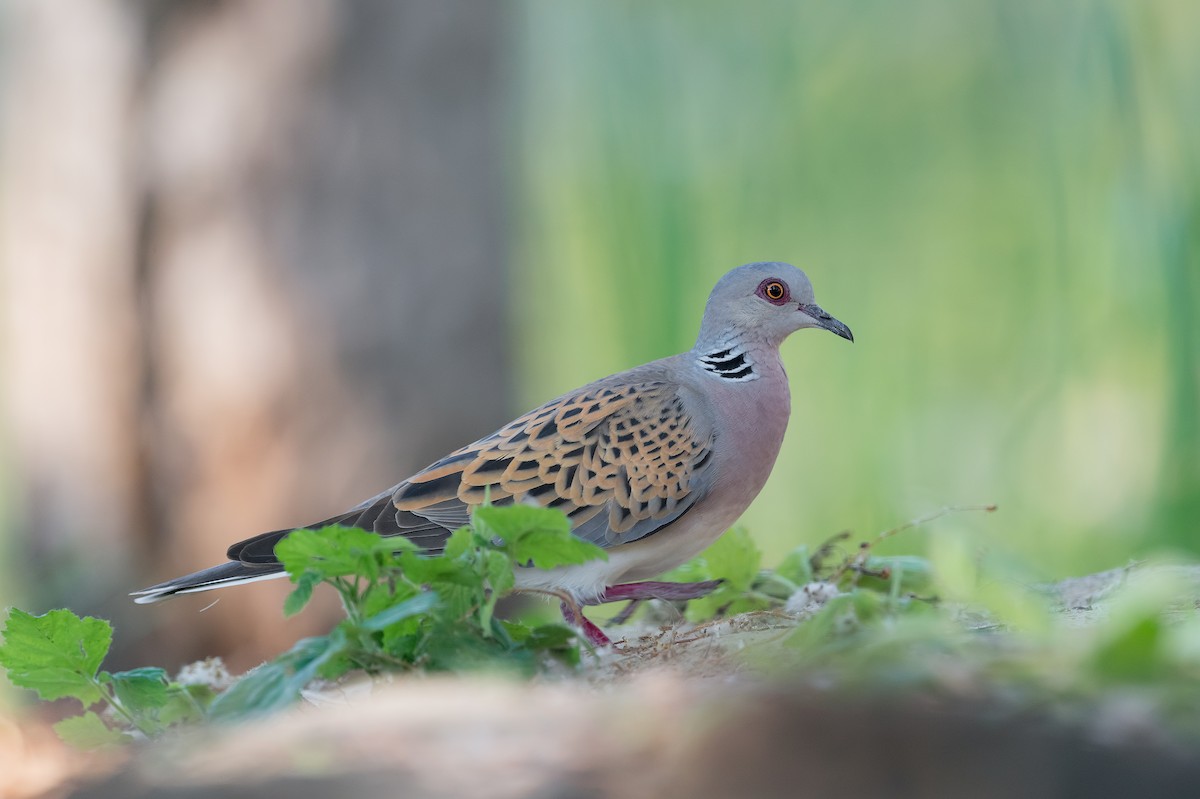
[[225, 487, 453, 566], [130, 561, 284, 604]]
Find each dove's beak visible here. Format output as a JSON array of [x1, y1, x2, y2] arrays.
[[799, 304, 853, 342]]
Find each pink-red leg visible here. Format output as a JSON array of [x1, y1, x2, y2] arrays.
[[560, 601, 612, 647], [590, 579, 723, 604], [558, 580, 722, 646], [607, 599, 644, 626]]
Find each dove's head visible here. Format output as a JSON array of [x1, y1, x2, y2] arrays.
[[696, 262, 853, 349]]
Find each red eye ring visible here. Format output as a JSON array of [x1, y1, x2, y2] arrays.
[[756, 278, 790, 305]]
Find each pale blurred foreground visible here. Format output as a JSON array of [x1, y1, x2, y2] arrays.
[[42, 672, 1200, 799]]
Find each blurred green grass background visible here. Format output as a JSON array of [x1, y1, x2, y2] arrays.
[[511, 0, 1200, 577]]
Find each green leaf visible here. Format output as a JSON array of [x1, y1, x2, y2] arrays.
[[315, 649, 356, 682], [430, 582, 480, 621], [441, 526, 476, 559], [786, 594, 857, 652], [722, 596, 771, 618], [283, 571, 322, 617], [703, 528, 762, 587], [399, 551, 474, 585], [419, 624, 516, 672], [475, 504, 607, 570], [103, 667, 171, 711], [53, 712, 131, 749], [360, 580, 419, 620], [500, 620, 532, 643], [1091, 613, 1164, 683], [275, 526, 363, 580], [850, 589, 887, 623], [208, 631, 346, 721], [476, 549, 516, 632], [660, 529, 762, 622], [857, 556, 935, 594], [156, 684, 211, 727], [514, 532, 607, 571], [474, 503, 569, 541], [521, 624, 581, 667], [775, 545, 813, 586], [360, 592, 439, 632], [0, 608, 112, 705], [484, 550, 515, 595], [275, 525, 417, 582], [664, 528, 759, 584], [522, 623, 577, 651], [380, 619, 423, 660]]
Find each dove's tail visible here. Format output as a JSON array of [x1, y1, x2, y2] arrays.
[[130, 561, 287, 604]]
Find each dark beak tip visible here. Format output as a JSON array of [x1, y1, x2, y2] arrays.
[[800, 303, 853, 343], [825, 318, 854, 343]]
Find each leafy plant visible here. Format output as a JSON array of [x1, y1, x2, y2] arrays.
[[0, 504, 608, 739], [0, 609, 209, 746], [636, 511, 950, 629], [211, 504, 606, 719]]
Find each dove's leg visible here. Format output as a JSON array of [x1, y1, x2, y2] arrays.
[[558, 580, 722, 646], [591, 579, 723, 604], [606, 599, 643, 626], [560, 601, 611, 647]]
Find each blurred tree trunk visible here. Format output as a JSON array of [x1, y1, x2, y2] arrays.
[[0, 0, 509, 670]]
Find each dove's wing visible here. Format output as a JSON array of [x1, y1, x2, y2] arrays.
[[228, 374, 718, 565], [392, 377, 718, 548]]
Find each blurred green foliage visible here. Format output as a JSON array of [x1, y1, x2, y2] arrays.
[[512, 0, 1200, 576]]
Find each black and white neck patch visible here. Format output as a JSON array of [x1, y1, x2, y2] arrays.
[[698, 345, 757, 381]]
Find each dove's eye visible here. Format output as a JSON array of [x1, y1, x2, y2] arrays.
[[758, 279, 788, 304]]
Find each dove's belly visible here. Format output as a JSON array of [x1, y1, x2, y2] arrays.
[[511, 493, 748, 601]]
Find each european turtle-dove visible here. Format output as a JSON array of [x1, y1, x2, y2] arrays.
[[133, 262, 852, 645]]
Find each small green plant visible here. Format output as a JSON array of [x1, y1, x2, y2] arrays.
[[0, 504, 608, 740], [0, 608, 211, 746], [210, 504, 606, 719], [643, 515, 943, 628]]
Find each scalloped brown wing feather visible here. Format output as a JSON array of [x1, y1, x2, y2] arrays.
[[392, 379, 717, 548]]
